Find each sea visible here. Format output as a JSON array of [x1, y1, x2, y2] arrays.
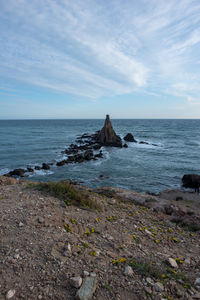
[[0, 119, 200, 194]]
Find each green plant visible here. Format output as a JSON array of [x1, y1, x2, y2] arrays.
[[129, 259, 163, 279], [34, 181, 101, 210]]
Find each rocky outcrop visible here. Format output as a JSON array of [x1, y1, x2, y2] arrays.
[[6, 168, 26, 177], [124, 133, 137, 143], [182, 174, 200, 193], [96, 115, 122, 147]]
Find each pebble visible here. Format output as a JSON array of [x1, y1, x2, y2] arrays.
[[38, 295, 42, 299], [154, 282, 164, 292], [6, 289, 16, 299], [70, 276, 83, 288], [19, 222, 24, 227], [194, 278, 200, 291], [38, 217, 44, 224], [14, 254, 20, 259], [124, 266, 134, 276], [90, 272, 96, 277], [168, 258, 178, 268], [144, 286, 152, 294], [76, 277, 97, 300], [146, 277, 154, 286], [83, 271, 90, 277]]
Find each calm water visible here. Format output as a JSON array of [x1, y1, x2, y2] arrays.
[[0, 119, 200, 193]]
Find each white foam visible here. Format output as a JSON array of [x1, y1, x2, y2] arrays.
[[30, 169, 54, 177], [0, 168, 10, 175]]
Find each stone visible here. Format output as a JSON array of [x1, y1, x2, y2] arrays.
[[7, 168, 26, 177], [83, 271, 90, 277], [96, 115, 122, 147], [42, 163, 50, 170], [90, 272, 96, 277], [144, 286, 152, 294], [6, 289, 16, 299], [124, 266, 134, 276], [182, 174, 200, 193], [14, 254, 20, 259], [146, 277, 154, 286], [63, 242, 71, 257], [154, 282, 164, 292], [38, 217, 44, 224], [124, 133, 137, 143], [34, 166, 41, 170], [19, 222, 24, 227], [76, 276, 97, 300], [70, 276, 83, 288], [168, 258, 178, 268], [194, 278, 200, 291]]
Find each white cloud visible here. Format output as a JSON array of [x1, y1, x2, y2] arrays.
[[0, 0, 200, 103]]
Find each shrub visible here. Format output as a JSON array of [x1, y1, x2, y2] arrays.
[[35, 181, 101, 210]]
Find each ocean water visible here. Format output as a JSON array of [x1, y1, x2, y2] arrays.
[[0, 119, 200, 194]]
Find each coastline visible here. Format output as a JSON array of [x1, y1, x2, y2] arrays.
[[1, 176, 200, 299]]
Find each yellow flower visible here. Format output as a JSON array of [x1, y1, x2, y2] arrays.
[[132, 235, 136, 239], [120, 244, 124, 249], [154, 239, 159, 243], [90, 227, 95, 233], [84, 231, 90, 236], [89, 250, 96, 256], [173, 237, 179, 243], [64, 225, 71, 232], [139, 227, 143, 231], [162, 274, 166, 278], [168, 228, 173, 233], [71, 218, 76, 224]]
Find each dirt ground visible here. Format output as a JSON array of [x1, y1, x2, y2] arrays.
[[0, 176, 200, 300]]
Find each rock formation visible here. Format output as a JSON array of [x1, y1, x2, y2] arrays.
[[96, 115, 122, 147], [124, 133, 137, 143], [182, 174, 200, 193]]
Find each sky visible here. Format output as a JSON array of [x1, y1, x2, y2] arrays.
[[0, 0, 200, 119]]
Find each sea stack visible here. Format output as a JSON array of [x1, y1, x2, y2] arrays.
[[96, 115, 122, 147]]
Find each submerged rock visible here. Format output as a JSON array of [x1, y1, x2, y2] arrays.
[[6, 168, 27, 177], [96, 115, 122, 147], [42, 163, 50, 170]]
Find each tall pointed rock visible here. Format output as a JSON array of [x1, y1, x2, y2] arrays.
[[96, 115, 122, 147]]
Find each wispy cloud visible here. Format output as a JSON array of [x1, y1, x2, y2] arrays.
[[0, 0, 200, 103]]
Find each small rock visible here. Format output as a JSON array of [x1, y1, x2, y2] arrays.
[[70, 276, 83, 288], [193, 292, 200, 299], [76, 276, 97, 300], [83, 271, 90, 277], [145, 229, 152, 235], [184, 258, 191, 265], [90, 272, 96, 277], [14, 254, 20, 259], [38, 295, 42, 299], [38, 217, 44, 224], [6, 289, 16, 299], [195, 278, 200, 291], [19, 222, 24, 227], [168, 258, 178, 268], [124, 266, 134, 276], [144, 286, 152, 294], [154, 282, 164, 292], [146, 277, 154, 286]]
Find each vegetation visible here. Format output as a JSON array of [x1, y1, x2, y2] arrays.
[[171, 218, 200, 232], [34, 181, 101, 210]]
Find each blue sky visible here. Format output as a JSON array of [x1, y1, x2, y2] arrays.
[[0, 0, 200, 119]]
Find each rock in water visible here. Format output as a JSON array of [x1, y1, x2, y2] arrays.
[[182, 174, 200, 193], [76, 277, 97, 300], [124, 133, 137, 142], [96, 115, 122, 147]]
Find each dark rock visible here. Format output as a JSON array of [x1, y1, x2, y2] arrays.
[[93, 144, 101, 150], [182, 174, 200, 193], [35, 166, 41, 170], [42, 163, 50, 170], [96, 115, 122, 147], [152, 143, 158, 147], [74, 154, 84, 163], [27, 167, 34, 172], [123, 143, 128, 148], [84, 150, 94, 160], [95, 151, 103, 158], [99, 174, 109, 179], [139, 141, 149, 145], [56, 160, 67, 167], [7, 168, 27, 177], [124, 133, 137, 143]]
